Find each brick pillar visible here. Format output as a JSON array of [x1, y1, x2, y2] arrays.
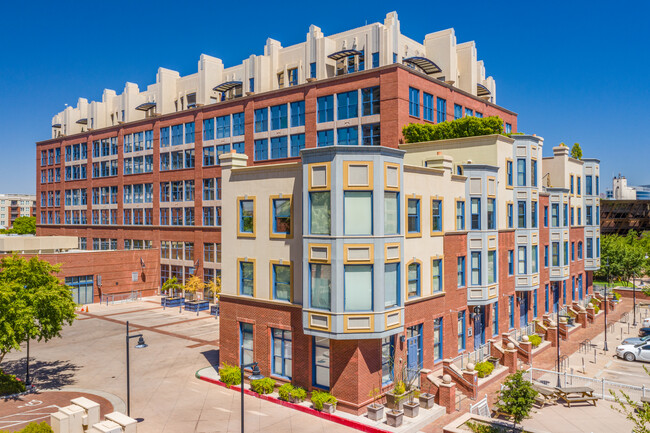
[[503, 343, 518, 374], [462, 366, 478, 400], [572, 301, 580, 311], [577, 307, 588, 328], [534, 319, 547, 335], [489, 339, 503, 362], [438, 374, 457, 414], [559, 320, 569, 340], [501, 332, 512, 348], [610, 299, 617, 312], [547, 323, 559, 347], [586, 305, 595, 323], [520, 339, 533, 364]]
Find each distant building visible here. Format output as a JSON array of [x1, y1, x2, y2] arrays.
[[600, 200, 650, 235], [606, 174, 650, 200], [0, 194, 36, 228]]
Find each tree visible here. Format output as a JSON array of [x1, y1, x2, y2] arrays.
[[1, 217, 36, 234], [494, 370, 537, 432], [612, 366, 650, 432], [183, 276, 204, 301], [0, 254, 76, 366], [571, 143, 583, 160], [206, 275, 221, 303], [161, 277, 180, 297]]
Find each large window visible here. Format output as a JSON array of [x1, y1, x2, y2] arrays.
[[407, 198, 420, 234], [270, 137, 288, 159], [272, 329, 292, 379], [290, 101, 305, 127], [507, 203, 513, 228], [493, 302, 499, 335], [254, 108, 268, 132], [586, 206, 593, 226], [532, 245, 539, 273], [551, 204, 559, 227], [471, 252, 481, 285], [531, 201, 538, 228], [454, 104, 463, 120], [488, 251, 497, 284], [506, 160, 513, 186], [587, 238, 593, 259], [408, 87, 420, 117], [487, 198, 496, 230], [508, 250, 514, 275], [456, 201, 465, 230], [310, 264, 331, 310], [272, 198, 291, 235], [337, 126, 358, 145], [458, 311, 466, 351], [382, 336, 395, 384], [437, 97, 446, 123], [317, 130, 334, 147], [385, 263, 400, 308], [431, 199, 442, 233], [271, 104, 288, 130], [313, 337, 330, 389], [517, 159, 526, 186], [310, 192, 331, 235], [239, 199, 255, 234], [408, 262, 420, 298], [337, 91, 358, 119], [344, 265, 373, 311], [317, 95, 334, 123], [384, 192, 399, 235], [457, 256, 466, 287], [344, 192, 372, 235], [471, 198, 481, 230], [362, 87, 380, 116], [65, 275, 94, 305], [239, 261, 254, 296], [273, 264, 291, 301], [518, 246, 527, 275], [432, 259, 443, 292], [423, 93, 434, 121], [240, 323, 254, 365], [531, 159, 537, 186], [254, 139, 268, 161], [518, 201, 527, 228], [433, 318, 443, 361], [552, 242, 560, 266]]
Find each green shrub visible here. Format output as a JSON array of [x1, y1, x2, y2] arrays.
[[594, 305, 600, 314], [311, 389, 338, 410], [0, 371, 26, 396], [465, 421, 507, 433], [402, 116, 504, 143], [393, 380, 406, 395], [475, 361, 495, 378], [613, 291, 622, 301], [590, 298, 600, 306], [278, 383, 293, 401], [528, 334, 542, 348], [250, 377, 275, 395], [218, 363, 241, 386], [2, 422, 54, 433], [290, 386, 307, 402]]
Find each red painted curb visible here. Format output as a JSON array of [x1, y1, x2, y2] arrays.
[[196, 373, 389, 433]]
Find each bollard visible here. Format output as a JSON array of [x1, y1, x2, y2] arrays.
[[582, 357, 586, 374], [594, 348, 597, 364], [621, 328, 623, 341]]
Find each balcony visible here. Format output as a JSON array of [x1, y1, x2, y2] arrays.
[[467, 284, 498, 306]]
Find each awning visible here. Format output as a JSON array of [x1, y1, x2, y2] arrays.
[[402, 57, 442, 75], [136, 102, 156, 111], [213, 81, 243, 92], [52, 123, 61, 128], [477, 83, 491, 97], [328, 49, 364, 61], [76, 118, 87, 125]]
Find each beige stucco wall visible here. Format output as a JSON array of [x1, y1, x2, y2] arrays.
[[0, 235, 78, 253]]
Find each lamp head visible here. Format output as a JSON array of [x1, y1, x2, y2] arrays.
[[248, 363, 264, 381], [135, 336, 148, 349]]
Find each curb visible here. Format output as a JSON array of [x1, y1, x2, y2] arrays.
[[195, 371, 389, 433], [1, 385, 37, 400]]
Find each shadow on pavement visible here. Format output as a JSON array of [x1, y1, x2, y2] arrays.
[[2, 357, 79, 389], [201, 349, 219, 367]]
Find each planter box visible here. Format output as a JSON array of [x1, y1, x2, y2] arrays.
[[386, 410, 403, 427], [210, 304, 220, 316], [161, 297, 184, 307], [404, 401, 420, 418], [322, 402, 336, 414], [185, 300, 210, 312], [385, 390, 412, 411], [419, 393, 435, 409], [366, 404, 384, 421]]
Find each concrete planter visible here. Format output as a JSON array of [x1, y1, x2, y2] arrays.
[[404, 401, 420, 418], [419, 393, 435, 409], [366, 404, 384, 421], [162, 297, 183, 307], [322, 402, 336, 414], [386, 410, 403, 427], [385, 390, 412, 411]]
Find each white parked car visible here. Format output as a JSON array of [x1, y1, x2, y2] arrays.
[[642, 318, 650, 328], [616, 343, 650, 362]]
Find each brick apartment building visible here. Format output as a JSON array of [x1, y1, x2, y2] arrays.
[[34, 12, 600, 412]]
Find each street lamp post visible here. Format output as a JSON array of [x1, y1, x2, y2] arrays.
[[634, 271, 638, 326], [25, 338, 31, 386], [240, 362, 264, 433], [604, 259, 610, 352], [126, 321, 148, 417], [555, 319, 561, 387]]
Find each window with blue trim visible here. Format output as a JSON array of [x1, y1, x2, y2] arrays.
[[254, 139, 268, 161], [382, 336, 395, 384], [471, 252, 481, 285], [507, 203, 513, 228], [432, 259, 442, 292], [454, 104, 463, 120], [288, 68, 298, 86], [362, 87, 380, 116], [508, 250, 514, 275], [270, 137, 288, 159], [457, 256, 466, 287], [372, 52, 379, 68], [233, 142, 245, 154], [310, 263, 331, 309], [317, 130, 334, 147], [233, 112, 245, 136], [434, 318, 443, 361], [171, 124, 183, 145], [337, 127, 358, 145], [317, 95, 334, 122], [577, 207, 582, 225], [337, 91, 358, 119], [563, 204, 568, 227], [216, 115, 230, 138], [437, 98, 447, 123], [313, 337, 330, 389], [563, 280, 567, 304], [254, 108, 268, 132], [493, 302, 499, 335], [203, 118, 214, 140], [551, 204, 559, 227], [239, 200, 254, 234], [249, 78, 254, 93], [476, 112, 483, 118], [466, 108, 474, 117], [290, 101, 305, 127], [531, 159, 538, 186], [545, 284, 549, 313], [272, 198, 291, 235], [272, 329, 291, 378], [271, 104, 288, 130], [423, 93, 434, 121], [407, 262, 420, 298], [310, 62, 316, 78], [572, 242, 575, 261], [531, 201, 538, 228], [577, 176, 581, 195], [239, 262, 254, 296], [216, 144, 230, 164], [273, 264, 291, 301], [586, 205, 593, 225], [393, 53, 398, 63], [344, 265, 373, 311], [240, 322, 253, 364], [471, 198, 481, 230], [544, 206, 548, 227], [544, 245, 549, 267], [505, 123, 512, 134], [385, 263, 399, 307], [487, 198, 496, 230], [517, 159, 526, 186], [507, 160, 513, 186], [456, 200, 465, 230], [184, 122, 195, 143], [533, 289, 538, 317], [407, 198, 420, 233], [203, 147, 214, 166], [362, 124, 380, 146], [518, 201, 527, 228], [290, 134, 305, 157], [596, 176, 599, 195], [432, 199, 442, 232], [408, 87, 420, 117], [509, 296, 515, 328], [458, 311, 466, 351]]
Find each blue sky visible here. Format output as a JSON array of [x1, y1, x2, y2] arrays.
[[1, 0, 649, 193]]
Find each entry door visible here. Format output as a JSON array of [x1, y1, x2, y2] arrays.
[[553, 283, 560, 313], [520, 295, 528, 327], [407, 337, 419, 382], [474, 309, 485, 348]]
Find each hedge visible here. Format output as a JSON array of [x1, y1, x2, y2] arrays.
[[218, 363, 241, 386], [402, 116, 505, 143], [474, 361, 495, 378], [310, 390, 337, 410], [250, 377, 275, 395], [0, 371, 26, 396]]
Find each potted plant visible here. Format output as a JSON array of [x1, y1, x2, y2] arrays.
[[386, 407, 404, 427], [289, 386, 307, 403], [418, 383, 435, 410], [386, 364, 417, 411], [403, 389, 420, 418], [367, 387, 384, 421], [311, 390, 337, 413], [161, 277, 183, 306], [183, 276, 210, 312], [278, 383, 293, 402]]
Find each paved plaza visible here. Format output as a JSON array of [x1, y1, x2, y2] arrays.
[[1, 299, 355, 433]]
